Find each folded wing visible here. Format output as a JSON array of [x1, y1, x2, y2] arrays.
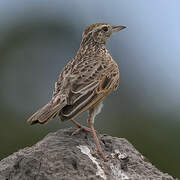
[[58, 56, 119, 121]]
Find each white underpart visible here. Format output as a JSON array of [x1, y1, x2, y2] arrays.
[[77, 145, 107, 180], [90, 102, 103, 123], [95, 102, 103, 115]]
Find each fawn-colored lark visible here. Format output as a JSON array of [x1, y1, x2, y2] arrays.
[[28, 23, 126, 161]]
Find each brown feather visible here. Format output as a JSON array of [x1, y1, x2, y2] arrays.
[[27, 23, 122, 125], [27, 99, 66, 125]]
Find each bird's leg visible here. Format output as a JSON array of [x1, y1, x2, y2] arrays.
[[87, 103, 107, 161], [71, 119, 92, 136], [88, 115, 107, 161]]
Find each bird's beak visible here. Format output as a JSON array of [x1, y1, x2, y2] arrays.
[[112, 26, 126, 33]]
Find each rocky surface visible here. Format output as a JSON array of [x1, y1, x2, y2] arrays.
[[0, 127, 175, 180]]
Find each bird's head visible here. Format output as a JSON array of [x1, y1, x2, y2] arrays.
[[82, 23, 126, 45]]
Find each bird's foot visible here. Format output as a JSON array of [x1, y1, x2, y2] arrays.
[[71, 126, 93, 136], [91, 151, 108, 162], [71, 119, 96, 136]]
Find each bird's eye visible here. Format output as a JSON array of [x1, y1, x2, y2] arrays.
[[102, 26, 108, 32]]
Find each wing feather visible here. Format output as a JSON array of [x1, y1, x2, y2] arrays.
[[55, 55, 119, 121]]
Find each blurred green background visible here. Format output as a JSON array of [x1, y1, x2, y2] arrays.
[[0, 0, 180, 178]]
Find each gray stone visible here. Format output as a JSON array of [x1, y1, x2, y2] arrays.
[[0, 128, 175, 180]]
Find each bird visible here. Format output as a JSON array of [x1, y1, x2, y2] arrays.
[[27, 23, 126, 161]]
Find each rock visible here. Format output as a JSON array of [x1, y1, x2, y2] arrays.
[[0, 128, 175, 180]]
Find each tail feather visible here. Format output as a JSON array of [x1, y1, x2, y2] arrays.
[[27, 100, 66, 125]]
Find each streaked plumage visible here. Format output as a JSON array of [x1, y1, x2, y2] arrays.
[[27, 23, 126, 160]]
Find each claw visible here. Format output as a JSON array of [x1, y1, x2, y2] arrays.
[[71, 128, 82, 136], [71, 119, 94, 136], [71, 126, 93, 136], [91, 151, 108, 162]]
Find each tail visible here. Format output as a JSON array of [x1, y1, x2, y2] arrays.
[[27, 100, 66, 125]]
